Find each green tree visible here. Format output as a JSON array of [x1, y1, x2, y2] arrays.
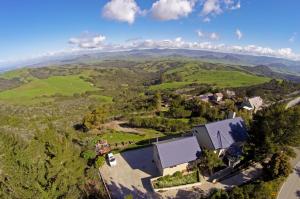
[[210, 189, 229, 199], [200, 149, 224, 175], [153, 92, 162, 112], [250, 104, 300, 159], [83, 105, 110, 129], [265, 152, 292, 179]]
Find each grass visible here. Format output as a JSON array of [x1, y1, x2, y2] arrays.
[[149, 82, 192, 90], [101, 131, 145, 144], [150, 64, 270, 90], [89, 95, 113, 103], [0, 68, 29, 79], [185, 69, 270, 87], [101, 129, 164, 144], [153, 171, 199, 189], [0, 75, 98, 104]]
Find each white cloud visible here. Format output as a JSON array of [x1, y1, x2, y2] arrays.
[[201, 0, 222, 16], [201, 0, 241, 20], [224, 0, 240, 10], [102, 0, 141, 24], [203, 17, 211, 22], [197, 30, 205, 38], [289, 33, 297, 43], [210, 32, 220, 40], [196, 30, 220, 40], [236, 29, 242, 40], [69, 33, 106, 49], [151, 0, 196, 20]]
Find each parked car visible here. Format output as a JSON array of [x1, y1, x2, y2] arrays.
[[107, 152, 117, 166]]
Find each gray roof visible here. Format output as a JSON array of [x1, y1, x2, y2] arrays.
[[154, 136, 201, 169], [199, 117, 248, 150]]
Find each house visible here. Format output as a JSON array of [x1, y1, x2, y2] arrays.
[[242, 96, 263, 112], [225, 90, 236, 98], [197, 93, 213, 103], [153, 136, 201, 176], [192, 117, 248, 156], [212, 93, 224, 102]]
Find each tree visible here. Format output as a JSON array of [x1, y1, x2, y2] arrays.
[[200, 149, 224, 175], [229, 187, 246, 199], [265, 152, 292, 179], [82, 105, 110, 129], [153, 92, 162, 112], [210, 189, 229, 199], [250, 104, 300, 159]]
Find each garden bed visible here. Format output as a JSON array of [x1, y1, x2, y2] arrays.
[[152, 171, 200, 189]]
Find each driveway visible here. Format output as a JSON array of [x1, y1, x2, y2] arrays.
[[100, 147, 161, 199], [277, 148, 300, 199], [277, 162, 300, 199]]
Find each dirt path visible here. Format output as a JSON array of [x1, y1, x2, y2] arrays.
[[102, 120, 143, 134]]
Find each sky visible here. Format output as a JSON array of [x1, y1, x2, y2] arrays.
[[0, 0, 300, 64]]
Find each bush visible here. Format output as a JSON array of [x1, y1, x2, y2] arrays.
[[96, 156, 106, 168], [81, 150, 96, 161], [153, 171, 198, 188], [189, 117, 207, 126]]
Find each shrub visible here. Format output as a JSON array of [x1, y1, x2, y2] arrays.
[[96, 156, 105, 168]]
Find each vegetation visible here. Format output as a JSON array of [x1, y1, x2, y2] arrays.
[[200, 149, 224, 175], [0, 75, 98, 104], [152, 171, 199, 189], [150, 62, 270, 90], [249, 104, 300, 159], [264, 152, 292, 180]]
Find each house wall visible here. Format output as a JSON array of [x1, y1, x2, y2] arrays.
[[162, 163, 189, 176], [193, 127, 214, 149], [153, 146, 164, 175]]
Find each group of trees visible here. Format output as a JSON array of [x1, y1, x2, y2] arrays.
[[0, 125, 107, 199], [249, 104, 300, 159], [82, 105, 111, 130], [210, 177, 283, 199]]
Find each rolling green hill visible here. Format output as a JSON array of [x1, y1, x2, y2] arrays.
[[150, 62, 270, 90]]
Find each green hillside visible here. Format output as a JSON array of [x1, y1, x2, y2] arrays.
[[150, 62, 270, 90]]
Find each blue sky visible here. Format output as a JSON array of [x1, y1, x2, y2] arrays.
[[0, 0, 300, 62]]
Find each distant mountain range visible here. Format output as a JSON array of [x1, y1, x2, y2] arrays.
[[1, 48, 300, 75]]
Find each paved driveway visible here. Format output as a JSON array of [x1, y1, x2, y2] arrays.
[[277, 148, 300, 199], [100, 147, 161, 199]]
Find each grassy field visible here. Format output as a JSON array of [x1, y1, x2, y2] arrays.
[[101, 129, 164, 144], [0, 68, 29, 79], [0, 75, 99, 104], [150, 68, 270, 90]]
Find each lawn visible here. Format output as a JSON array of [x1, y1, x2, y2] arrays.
[[101, 129, 164, 145], [149, 69, 270, 90], [0, 75, 98, 104], [153, 171, 199, 189]]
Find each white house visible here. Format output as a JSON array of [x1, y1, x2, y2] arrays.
[[242, 96, 263, 112]]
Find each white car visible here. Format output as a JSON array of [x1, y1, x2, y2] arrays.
[[107, 152, 117, 166]]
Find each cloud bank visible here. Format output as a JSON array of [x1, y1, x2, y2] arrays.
[[67, 34, 300, 60]]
